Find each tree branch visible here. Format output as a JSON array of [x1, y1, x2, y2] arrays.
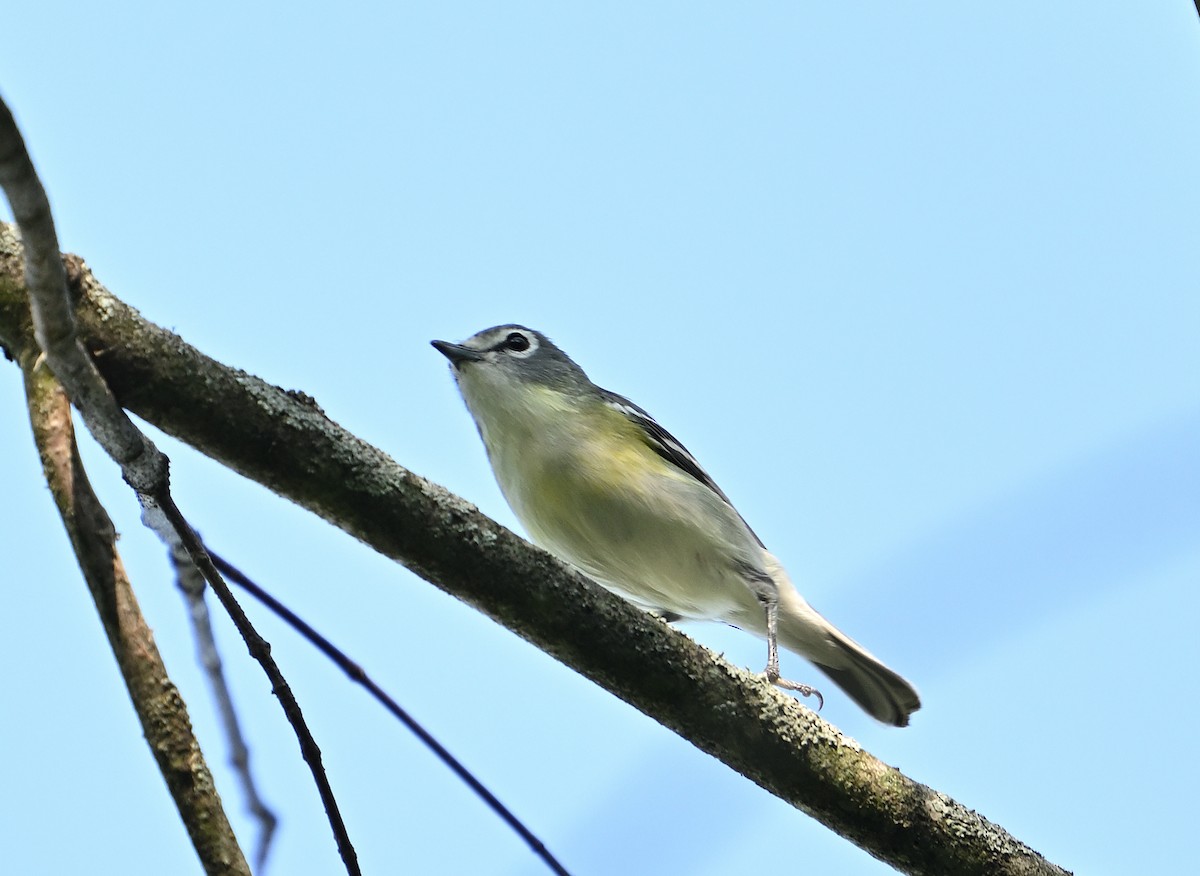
[[0, 225, 1070, 876], [16, 353, 250, 876], [0, 96, 359, 876]]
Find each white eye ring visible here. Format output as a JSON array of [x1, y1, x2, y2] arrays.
[[499, 331, 538, 358], [504, 332, 530, 351]]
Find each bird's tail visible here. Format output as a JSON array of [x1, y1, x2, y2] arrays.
[[766, 554, 921, 727]]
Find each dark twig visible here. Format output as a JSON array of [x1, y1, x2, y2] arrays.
[[172, 544, 278, 873], [154, 497, 361, 875], [209, 551, 573, 876], [0, 96, 357, 875]]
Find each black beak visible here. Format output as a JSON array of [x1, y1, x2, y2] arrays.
[[431, 339, 484, 365]]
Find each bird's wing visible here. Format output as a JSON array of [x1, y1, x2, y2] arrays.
[[600, 389, 767, 548]]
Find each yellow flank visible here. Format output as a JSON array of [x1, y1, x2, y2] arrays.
[[514, 386, 681, 516], [564, 397, 670, 490]]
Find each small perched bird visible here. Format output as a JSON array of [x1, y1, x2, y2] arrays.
[[433, 325, 921, 726]]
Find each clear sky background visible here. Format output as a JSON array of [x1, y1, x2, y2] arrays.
[[3, 4, 1199, 875]]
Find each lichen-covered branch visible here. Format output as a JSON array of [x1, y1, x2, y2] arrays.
[[0, 224, 1069, 876], [17, 353, 250, 876]]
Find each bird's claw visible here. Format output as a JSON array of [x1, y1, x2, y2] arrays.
[[764, 668, 824, 710]]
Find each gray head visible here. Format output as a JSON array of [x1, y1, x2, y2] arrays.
[[431, 325, 593, 394]]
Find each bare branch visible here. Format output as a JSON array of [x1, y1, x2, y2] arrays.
[[17, 356, 251, 876], [0, 97, 163, 493], [0, 228, 1070, 876], [0, 99, 359, 876]]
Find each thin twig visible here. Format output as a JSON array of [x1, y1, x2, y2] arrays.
[[172, 544, 278, 873], [209, 550, 574, 876], [153, 494, 363, 876], [0, 96, 358, 876]]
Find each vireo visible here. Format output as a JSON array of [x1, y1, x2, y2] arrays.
[[433, 325, 920, 726]]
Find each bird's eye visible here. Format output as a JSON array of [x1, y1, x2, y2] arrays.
[[504, 332, 531, 352]]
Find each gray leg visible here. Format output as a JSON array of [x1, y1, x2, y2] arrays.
[[762, 600, 824, 709]]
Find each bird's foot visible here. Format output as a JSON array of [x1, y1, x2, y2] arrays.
[[764, 666, 824, 710]]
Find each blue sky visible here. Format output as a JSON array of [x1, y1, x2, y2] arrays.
[[2, 4, 1199, 874]]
